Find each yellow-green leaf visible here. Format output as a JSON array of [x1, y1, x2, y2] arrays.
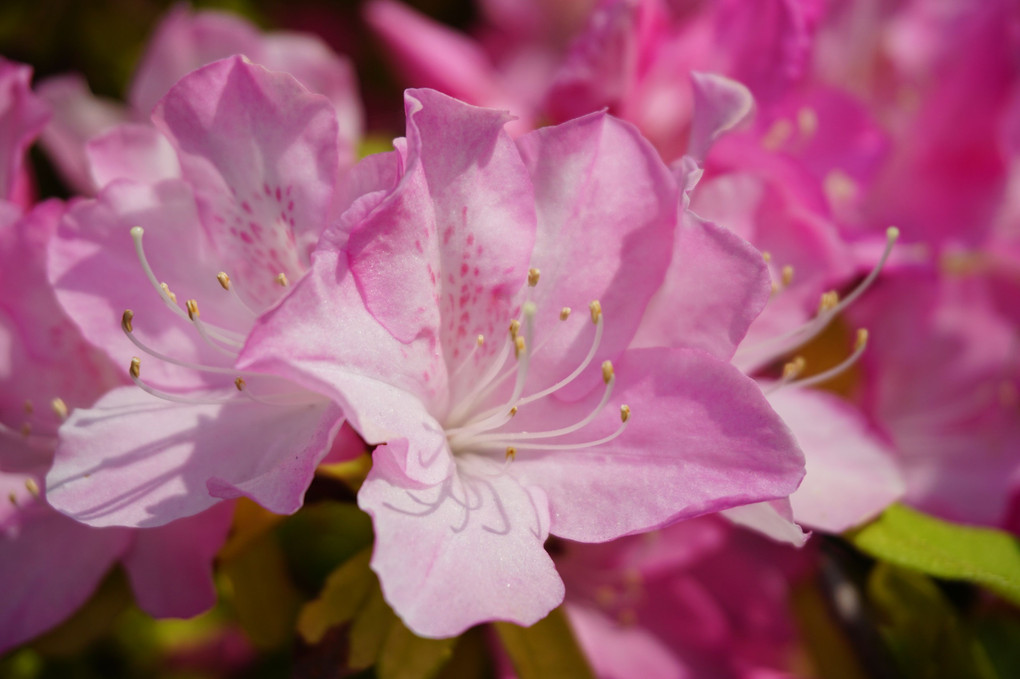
[[348, 584, 395, 670], [846, 504, 1020, 605], [494, 606, 595, 679], [296, 548, 374, 644], [376, 617, 457, 679]]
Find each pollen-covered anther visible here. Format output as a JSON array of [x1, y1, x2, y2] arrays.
[[819, 290, 840, 313], [186, 299, 200, 321], [762, 251, 772, 263], [601, 360, 615, 384], [781, 265, 795, 287], [854, 328, 869, 350], [51, 398, 68, 420], [560, 307, 571, 321], [24, 478, 40, 498], [528, 267, 540, 287], [121, 309, 134, 333], [509, 319, 521, 340], [235, 377, 246, 391], [129, 357, 141, 379], [509, 406, 517, 417], [589, 300, 602, 324], [275, 272, 289, 287], [217, 272, 231, 290], [782, 356, 807, 380], [8, 492, 17, 506], [476, 334, 485, 347], [514, 335, 526, 360], [620, 405, 631, 423], [505, 446, 516, 461], [160, 282, 177, 305]]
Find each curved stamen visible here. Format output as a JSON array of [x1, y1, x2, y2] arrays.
[[129, 357, 239, 405], [475, 406, 631, 453], [122, 310, 248, 375], [217, 271, 259, 317], [782, 329, 869, 391]]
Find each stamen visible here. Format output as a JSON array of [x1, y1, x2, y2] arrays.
[[122, 309, 134, 333], [235, 377, 246, 391], [477, 334, 485, 347], [161, 283, 177, 305], [781, 265, 794, 287], [601, 360, 614, 384], [620, 405, 630, 423], [782, 356, 807, 380], [762, 251, 772, 263], [509, 407, 517, 417], [528, 268, 540, 287], [122, 311, 250, 376], [786, 329, 869, 391], [51, 398, 68, 420], [24, 478, 40, 498], [509, 319, 521, 341], [217, 272, 231, 290], [590, 300, 602, 324], [505, 446, 516, 461], [275, 272, 289, 287], [20, 422, 31, 437], [130, 357, 141, 379], [560, 307, 571, 321], [8, 492, 17, 506], [129, 362, 238, 405], [736, 227, 898, 366], [514, 335, 526, 359], [186, 299, 200, 320]]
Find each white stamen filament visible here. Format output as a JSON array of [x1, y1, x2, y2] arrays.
[[781, 329, 869, 391]]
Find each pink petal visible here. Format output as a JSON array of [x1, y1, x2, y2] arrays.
[[85, 122, 181, 187], [36, 74, 128, 194], [123, 501, 234, 617], [719, 500, 808, 547], [153, 56, 339, 309], [0, 473, 131, 652], [568, 603, 688, 679], [358, 455, 562, 637], [634, 214, 770, 361], [46, 385, 343, 527], [768, 387, 904, 533], [507, 347, 805, 542], [516, 112, 677, 398], [0, 58, 50, 204], [686, 72, 754, 163]]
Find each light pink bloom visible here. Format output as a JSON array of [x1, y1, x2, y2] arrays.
[[37, 4, 362, 194], [0, 57, 50, 209], [45, 57, 356, 528], [239, 88, 805, 637], [0, 170, 231, 652]]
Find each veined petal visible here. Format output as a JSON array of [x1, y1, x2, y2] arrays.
[[86, 123, 181, 187], [358, 454, 561, 638], [46, 385, 343, 527], [507, 347, 805, 542]]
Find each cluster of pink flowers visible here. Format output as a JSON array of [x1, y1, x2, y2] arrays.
[[2, 1, 1018, 676]]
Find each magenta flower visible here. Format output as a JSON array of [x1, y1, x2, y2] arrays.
[[44, 56, 356, 528], [239, 88, 804, 637], [36, 4, 362, 194]]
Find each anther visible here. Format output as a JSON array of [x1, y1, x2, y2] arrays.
[[854, 328, 869, 350], [275, 272, 289, 287], [51, 398, 68, 420], [161, 283, 177, 305], [514, 335, 526, 360], [602, 360, 614, 385], [23, 400, 32, 414], [589, 300, 602, 324], [8, 492, 16, 506], [528, 268, 540, 287], [24, 478, 40, 498], [782, 356, 807, 380], [509, 406, 518, 417], [235, 377, 246, 391], [762, 251, 772, 263], [186, 299, 200, 321], [129, 357, 141, 379], [217, 272, 231, 290], [819, 291, 839, 312], [620, 405, 631, 423], [476, 334, 485, 347], [121, 309, 134, 333], [781, 265, 794, 287], [560, 307, 571, 321], [20, 422, 31, 437], [509, 319, 521, 340], [505, 446, 516, 461]]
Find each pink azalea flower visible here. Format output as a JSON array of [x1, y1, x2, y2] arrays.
[[555, 517, 811, 679], [0, 57, 50, 209], [44, 56, 358, 528], [0, 149, 231, 652], [36, 4, 362, 194], [238, 88, 805, 637]]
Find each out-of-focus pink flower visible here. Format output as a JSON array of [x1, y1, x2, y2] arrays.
[[0, 58, 50, 210], [44, 57, 358, 528], [37, 4, 362, 194], [238, 88, 805, 637], [556, 517, 811, 679]]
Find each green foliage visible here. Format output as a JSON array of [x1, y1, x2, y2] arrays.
[[846, 504, 1020, 606], [493, 607, 596, 679], [277, 501, 374, 594]]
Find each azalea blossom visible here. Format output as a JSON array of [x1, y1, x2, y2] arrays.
[[239, 88, 805, 637], [44, 56, 358, 528], [37, 3, 362, 194]]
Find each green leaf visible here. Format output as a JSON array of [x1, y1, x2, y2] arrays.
[[277, 501, 374, 594], [375, 618, 457, 679], [493, 606, 596, 679], [867, 562, 997, 679], [347, 584, 394, 670], [846, 504, 1020, 605], [296, 548, 374, 645]]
